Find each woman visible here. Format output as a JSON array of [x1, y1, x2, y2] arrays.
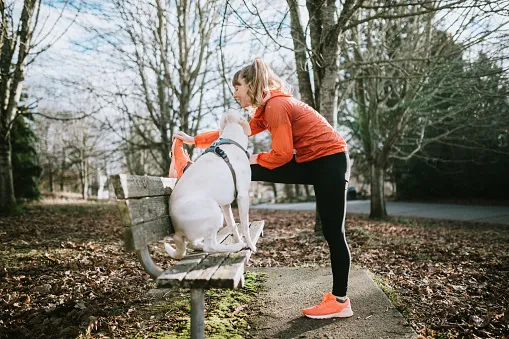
[[171, 58, 352, 319]]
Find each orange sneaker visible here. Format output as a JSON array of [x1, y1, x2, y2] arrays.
[[169, 138, 193, 178], [302, 293, 353, 319]]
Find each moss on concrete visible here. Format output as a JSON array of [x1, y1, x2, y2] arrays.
[[146, 271, 267, 338]]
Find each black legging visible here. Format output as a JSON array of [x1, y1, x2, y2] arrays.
[[251, 152, 351, 297]]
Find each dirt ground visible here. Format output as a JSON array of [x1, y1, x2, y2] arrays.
[[1, 203, 508, 338]]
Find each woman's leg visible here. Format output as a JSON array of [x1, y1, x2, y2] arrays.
[[251, 157, 312, 184], [253, 153, 351, 296], [312, 152, 351, 297]]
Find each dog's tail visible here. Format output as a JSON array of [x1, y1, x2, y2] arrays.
[[164, 234, 186, 259]]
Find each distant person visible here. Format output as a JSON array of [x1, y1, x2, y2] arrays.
[[171, 58, 353, 319]]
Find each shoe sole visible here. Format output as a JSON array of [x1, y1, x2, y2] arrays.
[[304, 307, 353, 319]]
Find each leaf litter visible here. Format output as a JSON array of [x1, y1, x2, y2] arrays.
[[0, 204, 507, 338]]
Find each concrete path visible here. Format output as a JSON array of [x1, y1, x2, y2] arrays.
[[248, 200, 507, 338], [252, 200, 509, 225], [249, 267, 416, 339]]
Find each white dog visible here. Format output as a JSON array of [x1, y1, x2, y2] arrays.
[[164, 109, 256, 259]]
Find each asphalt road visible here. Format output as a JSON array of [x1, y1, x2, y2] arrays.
[[252, 200, 509, 225]]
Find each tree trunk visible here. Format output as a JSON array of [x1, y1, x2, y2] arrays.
[[60, 148, 65, 191], [284, 184, 295, 201], [318, 5, 341, 128], [294, 184, 301, 199], [48, 166, 53, 193], [79, 149, 89, 200], [287, 0, 315, 108], [304, 184, 311, 199], [155, 0, 171, 176], [370, 163, 387, 219], [289, 0, 358, 233], [0, 134, 15, 213], [306, 0, 323, 109], [271, 183, 277, 200], [159, 138, 170, 177], [319, 71, 339, 128], [83, 160, 88, 200], [0, 0, 38, 214]]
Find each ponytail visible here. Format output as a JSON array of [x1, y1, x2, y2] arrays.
[[232, 58, 291, 108]]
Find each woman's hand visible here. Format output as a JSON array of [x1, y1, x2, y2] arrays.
[[173, 131, 195, 144], [249, 154, 258, 165]]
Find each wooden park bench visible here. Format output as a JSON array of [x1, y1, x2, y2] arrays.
[[110, 174, 264, 339]]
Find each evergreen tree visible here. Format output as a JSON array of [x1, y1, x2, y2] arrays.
[[395, 54, 509, 201], [11, 100, 41, 202]]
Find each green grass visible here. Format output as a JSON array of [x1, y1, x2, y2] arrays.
[[144, 272, 267, 338]]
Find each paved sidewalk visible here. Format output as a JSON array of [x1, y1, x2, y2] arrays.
[[252, 200, 509, 225], [248, 200, 507, 338], [249, 267, 417, 339]]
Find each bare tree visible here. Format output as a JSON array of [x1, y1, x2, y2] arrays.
[[226, 0, 508, 224], [64, 119, 102, 200], [80, 0, 224, 176], [285, 0, 508, 127], [0, 0, 77, 213], [341, 0, 509, 218], [284, 0, 507, 219], [33, 108, 106, 199], [34, 112, 62, 193]]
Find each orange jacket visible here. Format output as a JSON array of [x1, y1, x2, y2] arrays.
[[194, 91, 347, 169]]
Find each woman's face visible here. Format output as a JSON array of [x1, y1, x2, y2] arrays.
[[233, 78, 251, 108]]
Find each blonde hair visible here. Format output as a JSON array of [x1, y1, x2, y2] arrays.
[[232, 58, 291, 108]]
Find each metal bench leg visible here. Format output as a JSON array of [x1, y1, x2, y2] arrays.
[[136, 246, 163, 279], [191, 288, 205, 339]]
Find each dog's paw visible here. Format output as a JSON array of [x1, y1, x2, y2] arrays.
[[232, 242, 246, 252]]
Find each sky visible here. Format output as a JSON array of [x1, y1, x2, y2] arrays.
[[26, 0, 508, 107]]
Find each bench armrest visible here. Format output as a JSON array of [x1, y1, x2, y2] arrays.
[[137, 247, 164, 278]]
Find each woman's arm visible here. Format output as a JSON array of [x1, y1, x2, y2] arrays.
[[249, 115, 268, 137], [173, 130, 220, 148], [255, 99, 294, 169], [193, 130, 220, 148]]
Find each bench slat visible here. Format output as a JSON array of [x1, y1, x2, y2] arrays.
[[221, 221, 264, 250], [118, 196, 169, 226], [208, 252, 248, 289], [208, 221, 265, 288], [155, 226, 236, 287], [156, 253, 208, 286], [156, 220, 264, 289], [179, 253, 229, 288], [125, 216, 173, 250], [111, 174, 176, 199], [216, 225, 234, 244]]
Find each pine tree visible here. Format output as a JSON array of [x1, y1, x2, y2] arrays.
[[11, 99, 41, 202]]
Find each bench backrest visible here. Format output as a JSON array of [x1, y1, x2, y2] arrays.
[[110, 174, 177, 251]]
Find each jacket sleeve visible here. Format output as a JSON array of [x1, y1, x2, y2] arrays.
[[194, 130, 220, 148], [248, 109, 268, 136], [256, 99, 294, 169]]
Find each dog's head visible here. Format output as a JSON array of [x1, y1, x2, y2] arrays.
[[219, 109, 251, 136]]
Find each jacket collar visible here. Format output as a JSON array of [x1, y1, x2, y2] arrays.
[[253, 90, 292, 118]]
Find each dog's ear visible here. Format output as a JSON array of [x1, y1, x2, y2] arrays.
[[239, 116, 251, 136]]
